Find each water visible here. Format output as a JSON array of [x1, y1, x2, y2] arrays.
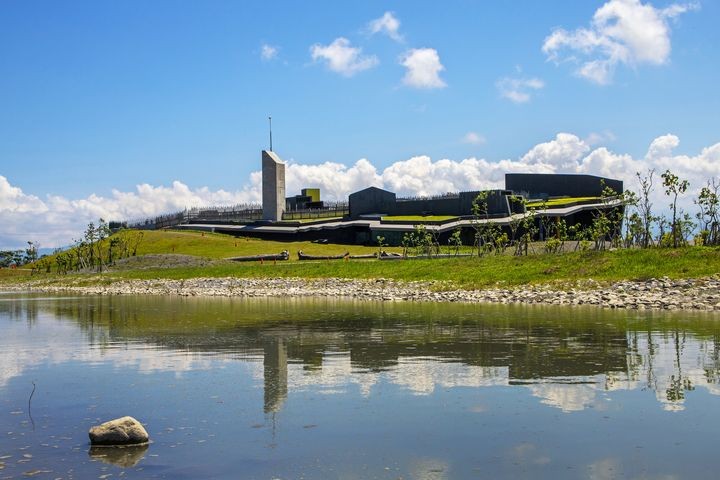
[[1, 293, 719, 479]]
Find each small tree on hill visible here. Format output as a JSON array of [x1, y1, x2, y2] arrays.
[[696, 178, 720, 245], [661, 169, 690, 248], [636, 169, 657, 248]]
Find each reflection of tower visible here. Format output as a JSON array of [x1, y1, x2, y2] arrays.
[[262, 150, 286, 222], [264, 338, 288, 413]]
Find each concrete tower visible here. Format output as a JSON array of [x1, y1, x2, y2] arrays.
[[262, 150, 286, 221]]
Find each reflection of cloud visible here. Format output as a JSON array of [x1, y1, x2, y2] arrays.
[[261, 354, 509, 397], [510, 443, 551, 467], [281, 353, 378, 397], [526, 383, 598, 412], [0, 315, 255, 389], [3, 302, 720, 416], [587, 457, 681, 480], [611, 334, 720, 412], [588, 458, 623, 480], [409, 458, 450, 480], [388, 360, 508, 395]]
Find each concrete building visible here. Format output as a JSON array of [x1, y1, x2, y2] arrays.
[[135, 150, 624, 246], [348, 187, 521, 220], [505, 173, 623, 200], [286, 188, 324, 211], [262, 150, 285, 221]]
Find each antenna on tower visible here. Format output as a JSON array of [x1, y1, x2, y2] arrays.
[[268, 116, 273, 151]]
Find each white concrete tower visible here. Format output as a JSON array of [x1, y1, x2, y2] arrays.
[[262, 150, 286, 221]]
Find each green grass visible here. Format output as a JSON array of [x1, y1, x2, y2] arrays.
[[121, 229, 398, 260], [105, 247, 720, 287], [382, 215, 458, 222], [3, 228, 719, 291], [296, 216, 343, 224], [526, 197, 601, 208]]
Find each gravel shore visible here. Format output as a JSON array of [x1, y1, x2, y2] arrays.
[[4, 275, 720, 311]]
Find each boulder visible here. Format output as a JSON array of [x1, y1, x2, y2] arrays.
[[89, 416, 149, 446]]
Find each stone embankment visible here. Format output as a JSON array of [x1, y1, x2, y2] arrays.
[[7, 275, 720, 311]]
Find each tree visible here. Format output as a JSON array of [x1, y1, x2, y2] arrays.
[[661, 170, 690, 248], [695, 178, 720, 245], [636, 169, 657, 248], [472, 191, 502, 257], [376, 235, 386, 257], [448, 228, 462, 256], [25, 241, 39, 264], [0, 250, 25, 267], [400, 225, 433, 257]]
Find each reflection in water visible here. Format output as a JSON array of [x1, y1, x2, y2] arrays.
[[1, 294, 720, 479], [1, 294, 719, 415], [88, 444, 149, 468], [264, 338, 288, 414]]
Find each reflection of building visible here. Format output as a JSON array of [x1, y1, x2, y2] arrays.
[[263, 338, 288, 413], [7, 296, 720, 415]]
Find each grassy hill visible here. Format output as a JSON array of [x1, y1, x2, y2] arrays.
[[1, 229, 719, 289]]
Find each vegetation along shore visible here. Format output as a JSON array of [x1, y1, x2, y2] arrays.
[[2, 229, 720, 312], [2, 169, 719, 312]]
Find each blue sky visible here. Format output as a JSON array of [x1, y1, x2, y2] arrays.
[[1, 0, 719, 247]]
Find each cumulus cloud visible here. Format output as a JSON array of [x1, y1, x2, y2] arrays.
[[399, 48, 447, 89], [310, 37, 379, 77], [462, 132, 486, 145], [3, 133, 720, 248], [368, 11, 403, 42], [542, 0, 698, 84], [585, 130, 617, 146], [260, 43, 279, 61], [285, 159, 383, 201], [0, 175, 262, 249], [496, 76, 545, 103]]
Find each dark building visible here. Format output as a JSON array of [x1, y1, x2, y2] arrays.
[[505, 173, 623, 200], [349, 187, 516, 220]]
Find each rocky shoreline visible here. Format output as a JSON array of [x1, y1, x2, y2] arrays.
[[4, 275, 720, 311]]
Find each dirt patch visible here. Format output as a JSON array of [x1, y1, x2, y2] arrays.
[[106, 254, 214, 271]]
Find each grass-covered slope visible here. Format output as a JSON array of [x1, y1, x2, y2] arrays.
[[1, 229, 719, 289]]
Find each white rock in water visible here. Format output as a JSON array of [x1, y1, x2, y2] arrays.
[[89, 416, 149, 446]]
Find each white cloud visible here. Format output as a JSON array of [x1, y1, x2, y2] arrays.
[[585, 130, 617, 146], [3, 133, 720, 248], [0, 175, 47, 214], [542, 0, 698, 84], [462, 132, 486, 145], [368, 11, 403, 42], [0, 175, 262, 248], [285, 158, 383, 201], [310, 37, 379, 77], [399, 48, 447, 89], [521, 132, 590, 168], [496, 76, 545, 103], [260, 43, 279, 61], [527, 383, 598, 412]]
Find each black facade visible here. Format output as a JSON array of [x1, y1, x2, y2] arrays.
[[349, 187, 513, 220], [505, 173, 623, 199]]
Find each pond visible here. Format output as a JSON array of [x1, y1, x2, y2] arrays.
[[1, 293, 719, 479]]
